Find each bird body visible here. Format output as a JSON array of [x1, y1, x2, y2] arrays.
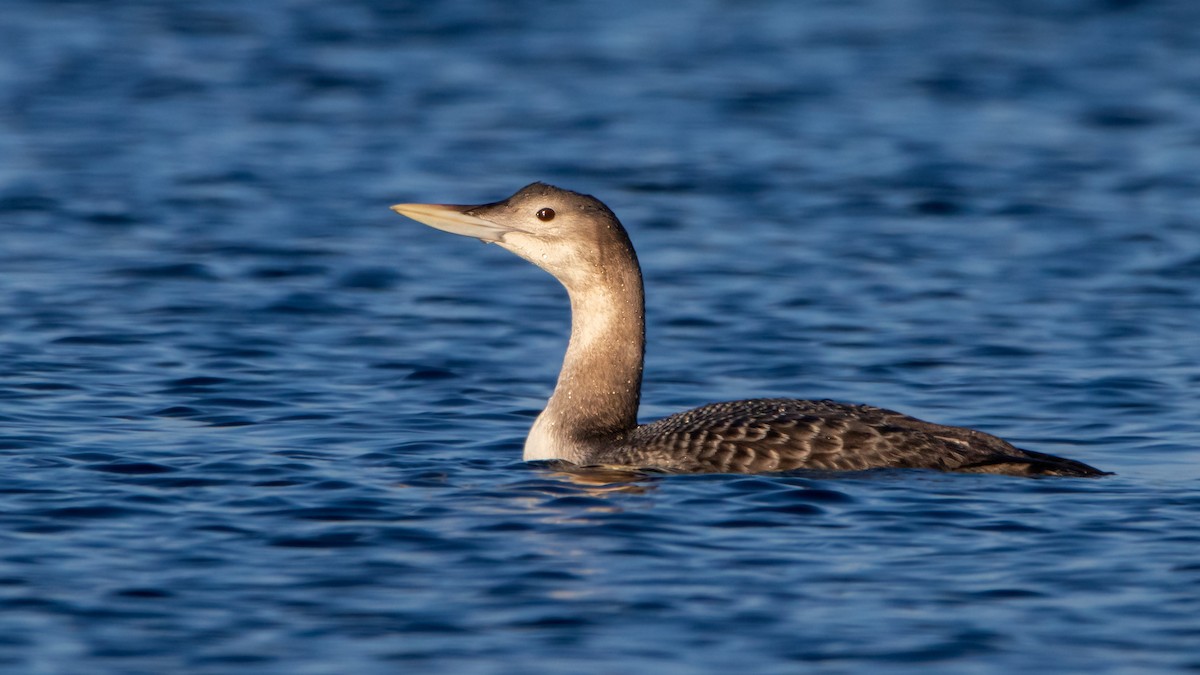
[[392, 183, 1106, 477]]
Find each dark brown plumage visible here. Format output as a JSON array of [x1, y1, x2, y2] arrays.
[[607, 399, 1103, 476], [393, 183, 1108, 478]]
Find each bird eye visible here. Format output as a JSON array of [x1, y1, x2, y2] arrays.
[[536, 208, 555, 221]]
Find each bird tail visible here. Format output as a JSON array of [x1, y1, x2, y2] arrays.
[[960, 449, 1111, 477]]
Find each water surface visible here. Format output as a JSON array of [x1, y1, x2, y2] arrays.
[[1, 1, 1199, 673]]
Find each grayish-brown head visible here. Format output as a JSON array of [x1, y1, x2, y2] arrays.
[[391, 182, 639, 292]]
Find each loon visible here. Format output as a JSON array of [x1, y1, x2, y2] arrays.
[[392, 183, 1106, 477]]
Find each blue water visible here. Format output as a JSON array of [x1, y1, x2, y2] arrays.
[[2, 1, 1199, 673]]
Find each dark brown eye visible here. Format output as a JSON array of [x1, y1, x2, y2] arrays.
[[536, 207, 555, 221]]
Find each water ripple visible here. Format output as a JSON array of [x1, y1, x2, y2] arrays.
[[1, 0, 1198, 673]]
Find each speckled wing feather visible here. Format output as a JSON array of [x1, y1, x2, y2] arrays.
[[606, 399, 1105, 477]]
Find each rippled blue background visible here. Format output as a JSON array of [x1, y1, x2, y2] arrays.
[[2, 1, 1198, 673]]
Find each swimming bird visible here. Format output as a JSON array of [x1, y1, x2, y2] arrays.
[[392, 183, 1106, 477]]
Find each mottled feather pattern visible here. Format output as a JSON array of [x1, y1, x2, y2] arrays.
[[598, 399, 1105, 477]]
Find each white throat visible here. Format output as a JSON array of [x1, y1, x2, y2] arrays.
[[524, 413, 566, 461]]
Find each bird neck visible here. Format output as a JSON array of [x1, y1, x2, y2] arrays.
[[524, 263, 645, 463]]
